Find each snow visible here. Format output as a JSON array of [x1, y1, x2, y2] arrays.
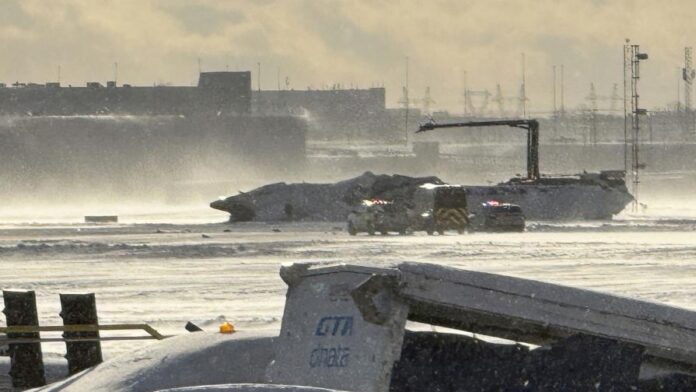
[[29, 332, 276, 392], [1, 208, 696, 385], [0, 356, 68, 390]]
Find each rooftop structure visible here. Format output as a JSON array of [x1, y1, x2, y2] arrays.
[[0, 72, 251, 116]]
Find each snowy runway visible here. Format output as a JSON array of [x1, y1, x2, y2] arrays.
[[1, 218, 696, 358]]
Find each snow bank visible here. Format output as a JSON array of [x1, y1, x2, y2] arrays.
[[32, 332, 275, 392], [0, 356, 68, 391]]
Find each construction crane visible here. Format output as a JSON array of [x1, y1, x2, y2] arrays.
[[417, 119, 540, 180]]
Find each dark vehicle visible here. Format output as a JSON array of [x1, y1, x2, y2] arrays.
[[347, 199, 410, 235], [471, 201, 525, 232], [412, 185, 469, 235], [346, 201, 376, 235], [374, 201, 411, 235]]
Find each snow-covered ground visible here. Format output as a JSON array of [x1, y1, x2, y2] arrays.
[[1, 205, 696, 360]]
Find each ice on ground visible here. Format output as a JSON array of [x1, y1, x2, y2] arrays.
[[1, 218, 696, 361], [29, 332, 275, 392]]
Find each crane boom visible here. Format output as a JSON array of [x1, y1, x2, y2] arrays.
[[416, 119, 540, 180]]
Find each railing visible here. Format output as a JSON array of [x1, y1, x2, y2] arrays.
[[0, 323, 168, 345], [2, 290, 169, 389]]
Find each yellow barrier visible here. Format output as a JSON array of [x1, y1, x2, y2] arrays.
[[0, 324, 168, 345]]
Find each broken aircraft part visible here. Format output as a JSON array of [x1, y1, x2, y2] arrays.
[[210, 172, 443, 222], [212, 170, 632, 222]]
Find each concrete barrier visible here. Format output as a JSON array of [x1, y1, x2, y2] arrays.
[[267, 264, 408, 392], [267, 262, 696, 391]]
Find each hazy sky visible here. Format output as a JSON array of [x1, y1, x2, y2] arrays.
[[1, 0, 695, 114]]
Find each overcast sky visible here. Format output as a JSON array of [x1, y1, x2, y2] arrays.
[[1, 0, 694, 114]]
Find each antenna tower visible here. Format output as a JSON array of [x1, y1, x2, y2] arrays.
[[610, 83, 621, 112], [493, 84, 505, 117], [683, 47, 695, 135], [421, 86, 435, 115], [552, 66, 558, 138], [461, 71, 490, 116], [404, 56, 410, 142], [586, 83, 598, 145], [677, 67, 682, 112], [465, 89, 491, 117], [462, 70, 469, 116], [560, 65, 565, 117], [520, 53, 528, 117], [396, 58, 412, 142], [623, 41, 630, 179], [626, 43, 649, 212]]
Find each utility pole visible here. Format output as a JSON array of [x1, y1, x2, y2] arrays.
[[521, 53, 527, 118], [552, 66, 557, 114], [552, 65, 558, 139], [683, 47, 694, 136], [462, 70, 469, 116], [677, 67, 682, 112], [257, 62, 261, 92], [493, 84, 505, 117], [587, 82, 598, 146], [114, 62, 118, 85], [560, 64, 565, 117], [422, 86, 435, 115], [404, 56, 410, 143], [57, 65, 61, 84], [610, 83, 621, 113]]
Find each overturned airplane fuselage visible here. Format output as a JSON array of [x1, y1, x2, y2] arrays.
[[211, 171, 632, 222]]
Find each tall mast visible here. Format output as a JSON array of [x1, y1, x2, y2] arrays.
[[521, 53, 527, 118], [560, 64, 565, 117], [552, 65, 558, 139], [629, 44, 649, 212], [462, 70, 469, 116], [403, 56, 410, 143], [683, 47, 694, 136], [623, 40, 631, 179], [552, 66, 557, 114], [585, 83, 598, 146]]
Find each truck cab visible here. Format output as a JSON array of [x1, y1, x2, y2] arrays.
[[412, 184, 469, 235]]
